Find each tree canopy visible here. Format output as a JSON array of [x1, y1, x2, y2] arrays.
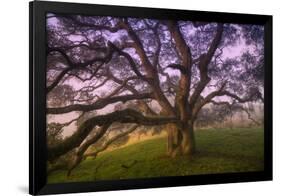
[[46, 14, 264, 170]]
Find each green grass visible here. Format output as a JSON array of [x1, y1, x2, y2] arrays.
[[48, 127, 264, 183]]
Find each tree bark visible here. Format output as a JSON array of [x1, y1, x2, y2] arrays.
[[166, 122, 195, 157], [180, 122, 196, 155], [166, 123, 178, 156]]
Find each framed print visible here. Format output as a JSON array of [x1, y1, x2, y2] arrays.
[[29, 1, 272, 195]]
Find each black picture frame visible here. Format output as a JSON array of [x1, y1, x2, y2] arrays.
[[29, 1, 273, 195]]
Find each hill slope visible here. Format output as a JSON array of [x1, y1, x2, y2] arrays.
[[48, 127, 264, 183]]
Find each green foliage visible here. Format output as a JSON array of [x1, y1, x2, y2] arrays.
[[48, 127, 264, 183]]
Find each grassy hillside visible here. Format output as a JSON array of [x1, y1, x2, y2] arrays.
[[48, 127, 264, 183]]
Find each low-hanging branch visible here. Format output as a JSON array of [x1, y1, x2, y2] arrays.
[[67, 124, 139, 176], [66, 123, 112, 176], [85, 125, 139, 158], [48, 109, 179, 161], [47, 92, 154, 114]]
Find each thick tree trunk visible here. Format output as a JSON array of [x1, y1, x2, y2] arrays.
[[180, 123, 196, 155], [166, 122, 195, 157], [167, 123, 180, 157]]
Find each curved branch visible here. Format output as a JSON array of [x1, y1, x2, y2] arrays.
[[190, 23, 224, 107], [142, 21, 161, 67], [87, 125, 139, 158], [109, 73, 157, 115], [192, 81, 226, 120], [206, 24, 224, 64], [119, 20, 174, 115], [47, 93, 154, 114], [47, 67, 73, 93], [47, 46, 114, 93], [166, 20, 193, 120], [166, 21, 192, 68], [66, 123, 112, 176], [103, 76, 139, 99], [109, 42, 147, 80], [121, 19, 156, 78], [48, 109, 178, 161], [67, 124, 138, 176], [49, 112, 85, 133], [192, 81, 259, 121], [166, 63, 187, 75], [108, 71, 139, 94]]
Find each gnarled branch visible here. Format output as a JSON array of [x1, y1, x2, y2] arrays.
[[192, 81, 259, 121], [190, 23, 224, 107], [47, 46, 114, 93], [47, 93, 154, 114], [166, 20, 193, 120], [48, 109, 178, 161], [67, 124, 139, 176]]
